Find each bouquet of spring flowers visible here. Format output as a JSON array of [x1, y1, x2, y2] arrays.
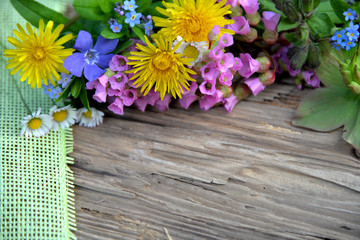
[[4, 0, 360, 154]]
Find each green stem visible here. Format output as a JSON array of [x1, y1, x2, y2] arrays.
[[0, 43, 32, 114], [61, 13, 81, 33], [10, 75, 32, 114]]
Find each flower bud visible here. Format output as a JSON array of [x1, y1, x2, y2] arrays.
[[305, 42, 320, 69], [219, 85, 233, 98], [233, 83, 250, 100], [348, 81, 360, 95], [287, 44, 309, 70], [282, 1, 301, 22], [246, 12, 261, 27], [262, 30, 278, 45], [259, 70, 276, 85], [230, 5, 243, 17], [237, 28, 258, 43], [256, 56, 271, 73]]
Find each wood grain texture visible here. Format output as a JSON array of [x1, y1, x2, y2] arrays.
[[71, 81, 360, 240]]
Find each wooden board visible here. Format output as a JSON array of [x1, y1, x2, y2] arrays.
[[70, 81, 360, 240]]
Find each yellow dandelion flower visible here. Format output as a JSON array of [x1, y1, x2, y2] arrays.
[[152, 0, 234, 43], [4, 19, 74, 88], [127, 36, 196, 100]]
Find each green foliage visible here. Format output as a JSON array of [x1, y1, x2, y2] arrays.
[[73, 0, 105, 21], [132, 26, 146, 43], [293, 42, 360, 150], [10, 0, 83, 33], [306, 12, 334, 40], [330, 0, 350, 22]]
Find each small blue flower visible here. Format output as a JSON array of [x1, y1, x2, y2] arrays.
[[125, 11, 142, 27], [332, 42, 343, 51], [123, 0, 138, 11], [343, 8, 357, 21], [341, 38, 356, 50], [144, 20, 153, 36], [110, 21, 122, 33], [58, 73, 73, 89], [43, 84, 61, 99], [331, 30, 346, 43]]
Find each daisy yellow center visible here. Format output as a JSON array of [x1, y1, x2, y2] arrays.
[[127, 36, 196, 100], [83, 110, 92, 118], [183, 45, 199, 60], [28, 118, 42, 130], [153, 0, 234, 42], [4, 20, 74, 88], [53, 110, 68, 122]]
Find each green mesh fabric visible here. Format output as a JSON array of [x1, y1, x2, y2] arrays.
[[0, 0, 76, 239]]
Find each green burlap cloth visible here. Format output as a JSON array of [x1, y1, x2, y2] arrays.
[[0, 0, 76, 239]]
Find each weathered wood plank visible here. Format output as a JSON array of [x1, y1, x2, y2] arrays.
[[71, 81, 360, 240]]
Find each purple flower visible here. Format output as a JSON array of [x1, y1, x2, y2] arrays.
[[125, 11, 142, 27], [222, 94, 238, 113], [109, 72, 128, 90], [199, 79, 217, 95], [244, 78, 265, 96], [93, 84, 107, 103], [218, 33, 234, 48], [64, 31, 119, 82], [227, 16, 251, 35], [109, 55, 129, 72], [199, 90, 223, 111], [209, 46, 224, 61], [226, 0, 240, 7], [208, 25, 221, 42], [179, 81, 198, 109], [134, 90, 160, 112], [155, 94, 171, 111], [58, 73, 73, 88], [262, 11, 281, 32], [217, 53, 235, 72], [219, 69, 233, 86], [239, 0, 259, 15], [238, 53, 260, 78], [231, 57, 243, 71], [302, 70, 320, 88], [200, 62, 219, 81], [108, 97, 124, 115], [121, 89, 137, 106]]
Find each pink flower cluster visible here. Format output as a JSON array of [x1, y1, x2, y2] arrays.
[[87, 49, 172, 115], [272, 44, 320, 89]]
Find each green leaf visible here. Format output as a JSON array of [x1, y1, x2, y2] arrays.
[[277, 18, 300, 32], [113, 40, 133, 54], [307, 12, 334, 39], [73, 0, 104, 20], [343, 97, 360, 150], [143, 2, 168, 17], [79, 78, 91, 111], [292, 87, 358, 131], [317, 0, 343, 24], [97, 0, 118, 13], [55, 82, 72, 102], [137, 0, 152, 13], [330, 0, 349, 22], [316, 40, 346, 88], [101, 26, 126, 39], [10, 0, 83, 33], [132, 26, 146, 43], [70, 78, 82, 98], [259, 0, 282, 14]]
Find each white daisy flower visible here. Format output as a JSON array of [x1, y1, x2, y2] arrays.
[[20, 108, 53, 138], [49, 105, 77, 130], [77, 107, 104, 128], [173, 36, 208, 66]]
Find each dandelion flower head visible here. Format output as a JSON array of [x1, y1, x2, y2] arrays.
[[4, 20, 74, 88]]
